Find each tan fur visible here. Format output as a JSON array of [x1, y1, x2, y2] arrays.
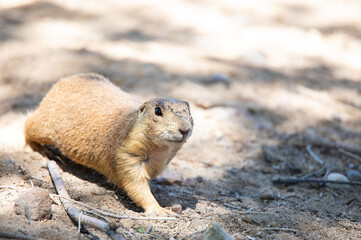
[[24, 73, 193, 216]]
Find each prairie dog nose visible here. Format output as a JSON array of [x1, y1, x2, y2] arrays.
[[179, 128, 190, 136]]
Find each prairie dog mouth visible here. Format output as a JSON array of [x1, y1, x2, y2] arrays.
[[167, 139, 184, 143], [161, 130, 191, 144]]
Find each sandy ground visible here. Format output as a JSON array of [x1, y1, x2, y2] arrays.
[[0, 0, 361, 239]]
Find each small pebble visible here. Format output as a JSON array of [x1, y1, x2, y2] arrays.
[[327, 173, 349, 189], [202, 222, 233, 240], [346, 170, 361, 181], [210, 202, 217, 207], [14, 187, 52, 221], [327, 173, 349, 182], [259, 187, 275, 200], [171, 204, 182, 214]]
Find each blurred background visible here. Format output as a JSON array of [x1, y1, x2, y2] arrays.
[[0, 0, 360, 239]]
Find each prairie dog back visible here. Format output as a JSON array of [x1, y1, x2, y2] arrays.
[[25, 73, 141, 170]]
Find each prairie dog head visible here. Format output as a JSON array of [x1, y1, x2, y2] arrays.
[[137, 98, 193, 145]]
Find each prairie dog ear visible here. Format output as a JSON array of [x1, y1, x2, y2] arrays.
[[138, 103, 147, 117]]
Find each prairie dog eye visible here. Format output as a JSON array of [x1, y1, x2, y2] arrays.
[[154, 107, 163, 116]]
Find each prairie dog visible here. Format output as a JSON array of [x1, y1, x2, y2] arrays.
[[24, 73, 193, 216]]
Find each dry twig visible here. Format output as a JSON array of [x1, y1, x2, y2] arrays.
[[82, 210, 111, 222], [47, 160, 125, 240], [223, 203, 242, 210], [78, 211, 83, 233], [339, 149, 361, 164], [306, 144, 324, 165], [30, 176, 49, 182], [29, 179, 33, 188], [239, 211, 273, 214], [0, 186, 22, 190], [0, 231, 35, 240], [50, 194, 177, 221], [261, 227, 297, 233], [273, 178, 361, 186], [302, 136, 361, 155], [296, 166, 326, 179], [223, 203, 271, 214], [7, 154, 42, 187]]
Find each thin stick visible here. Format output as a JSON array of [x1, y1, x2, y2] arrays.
[[306, 144, 324, 165], [47, 160, 125, 240], [8, 154, 34, 187], [50, 194, 177, 221], [0, 186, 21, 190], [222, 204, 271, 214], [0, 231, 35, 240], [296, 166, 326, 179], [273, 178, 361, 186], [30, 176, 49, 182], [223, 203, 242, 210], [339, 148, 361, 164], [303, 136, 361, 155], [78, 211, 83, 233], [29, 179, 34, 188], [239, 211, 273, 214], [261, 227, 297, 233], [83, 210, 111, 222]]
